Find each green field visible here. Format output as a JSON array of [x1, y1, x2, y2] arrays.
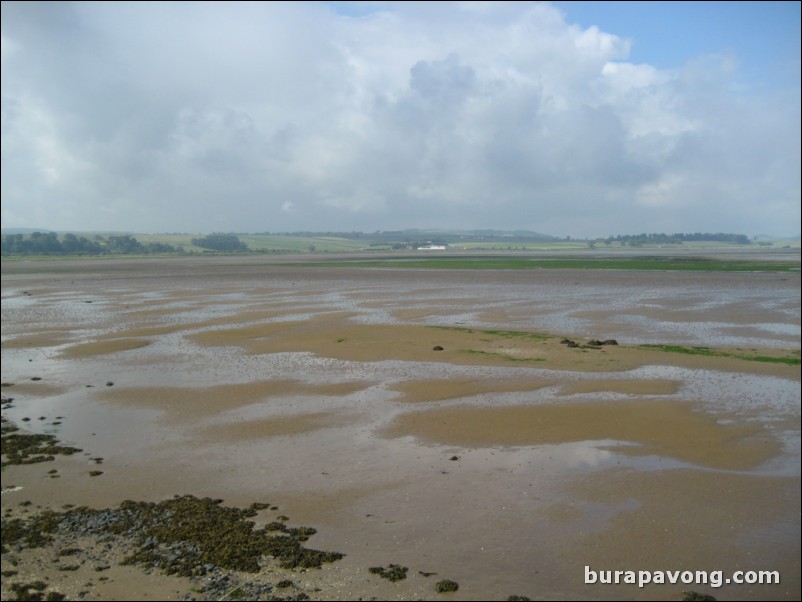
[[288, 255, 800, 272], [133, 233, 372, 253], [3, 230, 800, 271], [132, 232, 800, 256], [114, 232, 371, 253], [638, 344, 801, 365]]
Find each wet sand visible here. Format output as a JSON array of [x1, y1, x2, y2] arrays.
[[1, 255, 800, 600]]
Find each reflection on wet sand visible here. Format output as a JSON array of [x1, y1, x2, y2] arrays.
[[389, 377, 557, 403], [380, 400, 780, 470], [99, 379, 371, 422]]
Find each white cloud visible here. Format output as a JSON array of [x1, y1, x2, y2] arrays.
[[1, 1, 799, 236]]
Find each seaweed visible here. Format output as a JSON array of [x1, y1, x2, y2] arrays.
[[369, 564, 408, 582], [435, 579, 459, 593]]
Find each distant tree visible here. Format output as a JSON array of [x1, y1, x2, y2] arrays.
[[191, 233, 248, 251], [610, 232, 749, 246], [64, 233, 104, 254], [31, 231, 61, 253], [106, 234, 146, 254], [144, 242, 178, 253], [1, 233, 26, 255], [1, 232, 173, 256]]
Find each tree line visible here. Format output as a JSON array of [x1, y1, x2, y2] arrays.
[[605, 233, 750, 246], [1, 232, 254, 256], [1, 232, 177, 256], [190, 233, 248, 251]]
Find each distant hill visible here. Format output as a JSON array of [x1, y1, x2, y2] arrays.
[[1, 228, 134, 236], [753, 234, 801, 241], [364, 229, 559, 243], [1, 227, 56, 235]]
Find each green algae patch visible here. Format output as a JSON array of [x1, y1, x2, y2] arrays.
[[1, 417, 82, 467], [460, 349, 547, 363], [639, 344, 801, 366], [4, 495, 343, 577], [435, 579, 460, 593], [111, 495, 343, 575], [369, 564, 408, 582], [433, 326, 551, 342], [7, 580, 66, 601], [1, 510, 64, 553]]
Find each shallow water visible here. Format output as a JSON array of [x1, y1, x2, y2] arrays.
[[1, 257, 800, 600]]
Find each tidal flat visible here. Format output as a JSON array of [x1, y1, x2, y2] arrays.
[[1, 255, 800, 600]]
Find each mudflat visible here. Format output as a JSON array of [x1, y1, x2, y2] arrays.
[[1, 255, 799, 601]]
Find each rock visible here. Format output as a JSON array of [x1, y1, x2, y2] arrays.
[[433, 346, 444, 351]]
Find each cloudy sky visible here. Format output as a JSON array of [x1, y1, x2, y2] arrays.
[[2, 1, 800, 237]]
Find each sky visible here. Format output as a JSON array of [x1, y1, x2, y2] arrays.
[[1, 1, 800, 238]]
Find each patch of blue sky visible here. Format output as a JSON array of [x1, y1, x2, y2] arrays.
[[553, 1, 800, 90]]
